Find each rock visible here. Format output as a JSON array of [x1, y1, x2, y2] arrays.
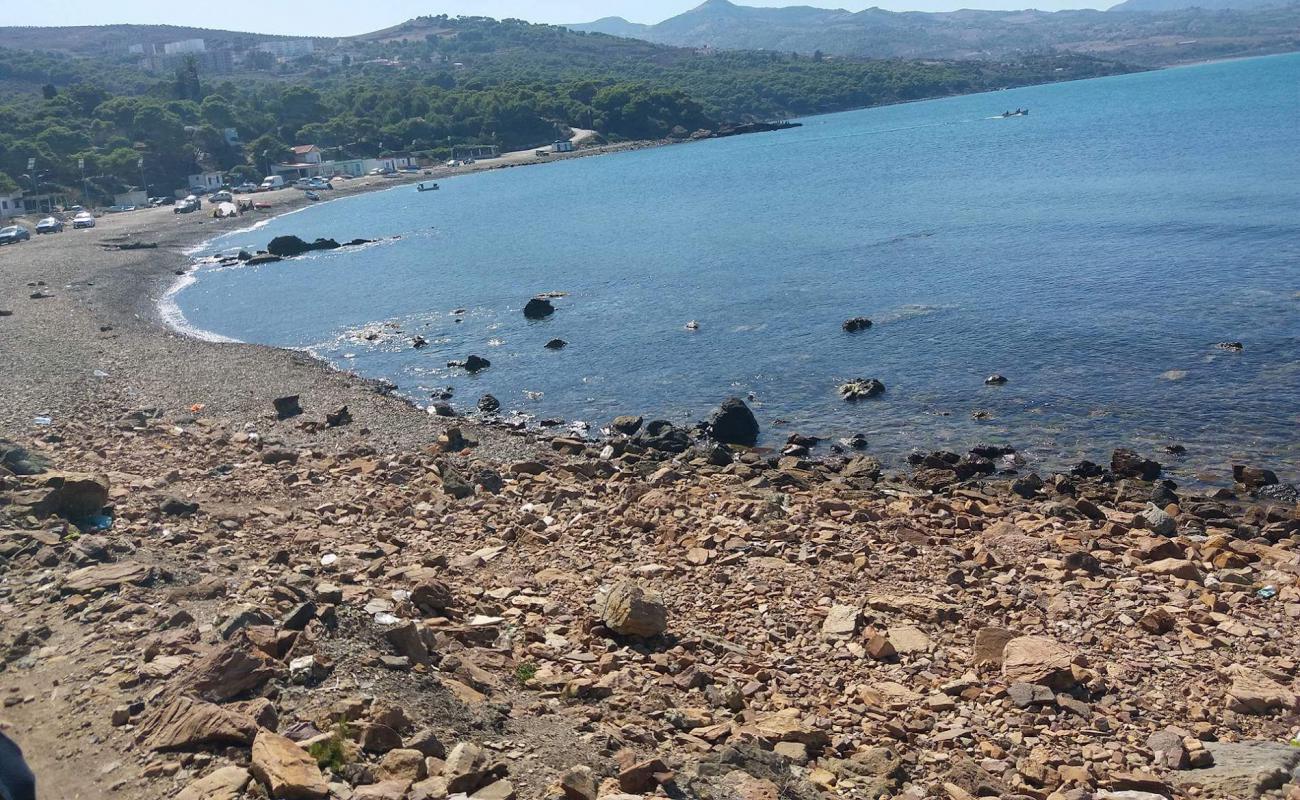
[[354, 780, 414, 800], [1006, 682, 1055, 708], [478, 394, 500, 413], [1136, 503, 1176, 535], [1138, 558, 1202, 582], [273, 395, 302, 420], [444, 742, 494, 794], [839, 378, 885, 401], [1171, 741, 1300, 798], [261, 448, 299, 466], [544, 338, 567, 350], [251, 731, 329, 799], [325, 406, 351, 427], [1111, 448, 1162, 480], [1216, 341, 1244, 351], [842, 455, 882, 480], [1233, 465, 1278, 489], [842, 317, 873, 332], [598, 580, 668, 638], [985, 374, 1008, 385], [1001, 636, 1080, 686], [376, 749, 427, 782], [62, 561, 155, 594], [176, 766, 252, 800], [360, 724, 404, 753], [141, 695, 259, 751], [611, 415, 643, 435], [160, 495, 200, 517], [821, 604, 860, 640], [638, 420, 691, 453], [411, 580, 454, 614], [618, 757, 668, 793], [524, 297, 555, 319], [1225, 665, 1298, 714], [411, 335, 428, 349], [470, 779, 516, 800], [448, 355, 491, 372], [188, 634, 282, 702], [707, 397, 759, 447], [26, 471, 109, 519], [267, 235, 340, 258], [560, 765, 599, 800], [432, 402, 456, 417], [385, 621, 431, 666], [1147, 728, 1189, 770]]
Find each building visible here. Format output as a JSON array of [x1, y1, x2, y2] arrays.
[[163, 39, 206, 55], [452, 145, 499, 161], [188, 172, 225, 192], [260, 39, 315, 59], [114, 190, 148, 208], [552, 140, 576, 153], [19, 193, 69, 214], [273, 153, 417, 180], [0, 189, 22, 220]]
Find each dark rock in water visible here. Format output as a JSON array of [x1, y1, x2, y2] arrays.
[[1256, 483, 1298, 502], [842, 317, 873, 332], [840, 433, 869, 450], [267, 235, 341, 258], [411, 336, 428, 349], [1165, 444, 1187, 455], [707, 397, 759, 447], [448, 355, 490, 372], [245, 254, 282, 265], [612, 415, 644, 436], [1216, 341, 1244, 351], [544, 338, 567, 350], [431, 387, 454, 400], [1071, 460, 1105, 479], [431, 402, 456, 417], [237, 250, 252, 261], [1232, 465, 1278, 490], [782, 443, 809, 457], [839, 378, 886, 401], [842, 455, 882, 480], [478, 394, 501, 413], [985, 374, 1009, 385], [711, 120, 802, 138], [160, 496, 200, 517], [971, 444, 1015, 459], [958, 455, 996, 477], [523, 297, 555, 319], [273, 395, 302, 420], [343, 238, 374, 247], [1111, 448, 1162, 481], [787, 433, 820, 449], [0, 309, 12, 317], [538, 418, 565, 428], [325, 406, 352, 427]]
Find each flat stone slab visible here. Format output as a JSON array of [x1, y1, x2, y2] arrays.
[[1171, 741, 1300, 798]]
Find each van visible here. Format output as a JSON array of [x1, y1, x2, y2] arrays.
[[259, 176, 286, 191]]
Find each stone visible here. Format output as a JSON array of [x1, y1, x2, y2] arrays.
[[478, 394, 501, 413], [470, 779, 516, 800], [261, 448, 299, 466], [524, 297, 555, 319], [360, 724, 404, 754], [250, 731, 329, 799], [974, 627, 1018, 666], [449, 355, 491, 372], [598, 580, 667, 638], [1138, 558, 1202, 582], [1147, 728, 1189, 770], [544, 338, 567, 350], [611, 415, 643, 435], [1001, 636, 1080, 686], [188, 635, 282, 702], [887, 624, 932, 654], [25, 471, 109, 519], [985, 374, 1008, 385], [353, 780, 413, 800], [1225, 665, 1298, 715], [273, 395, 303, 420], [141, 695, 259, 751], [1171, 741, 1300, 798], [444, 742, 493, 794], [1136, 504, 1176, 535], [377, 749, 428, 782], [708, 397, 760, 447], [618, 757, 668, 793], [411, 580, 454, 614], [821, 604, 860, 640], [839, 378, 885, 401], [62, 561, 155, 594], [1232, 465, 1278, 489], [385, 621, 431, 665], [842, 317, 873, 332], [267, 235, 340, 258], [176, 766, 252, 800], [160, 495, 200, 516], [1111, 448, 1161, 480], [560, 765, 599, 800]]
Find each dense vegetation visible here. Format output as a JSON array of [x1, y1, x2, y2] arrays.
[[0, 15, 1135, 205]]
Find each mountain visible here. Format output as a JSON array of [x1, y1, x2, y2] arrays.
[[569, 0, 1300, 64]]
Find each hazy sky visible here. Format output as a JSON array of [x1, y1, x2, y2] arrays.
[[10, 0, 1104, 35]]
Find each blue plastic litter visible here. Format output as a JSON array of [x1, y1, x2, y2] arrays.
[[76, 514, 114, 532], [1256, 586, 1277, 600]]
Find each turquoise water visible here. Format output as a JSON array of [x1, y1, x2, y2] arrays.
[[175, 53, 1300, 483]]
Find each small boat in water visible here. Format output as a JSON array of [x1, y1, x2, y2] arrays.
[[1000, 108, 1029, 118], [417, 182, 440, 192]]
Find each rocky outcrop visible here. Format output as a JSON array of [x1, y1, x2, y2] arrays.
[[448, 355, 490, 372], [842, 317, 872, 332], [250, 731, 329, 799], [707, 397, 759, 447], [839, 379, 885, 401], [141, 694, 260, 751], [523, 297, 555, 319], [267, 235, 341, 258]]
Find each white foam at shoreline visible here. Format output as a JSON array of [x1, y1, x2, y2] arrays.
[[157, 265, 243, 343]]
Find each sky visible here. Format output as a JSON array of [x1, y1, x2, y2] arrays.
[[9, 0, 1105, 36]]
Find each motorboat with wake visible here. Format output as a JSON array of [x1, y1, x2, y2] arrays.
[[1000, 108, 1029, 118], [417, 182, 440, 192]]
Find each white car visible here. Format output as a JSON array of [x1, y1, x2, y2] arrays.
[[72, 211, 96, 229]]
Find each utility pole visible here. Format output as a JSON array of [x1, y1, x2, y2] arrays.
[[138, 156, 147, 198], [79, 157, 88, 205]]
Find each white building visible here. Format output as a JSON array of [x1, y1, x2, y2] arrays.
[[187, 172, 225, 191], [260, 39, 315, 59], [0, 190, 23, 220], [163, 39, 207, 55]]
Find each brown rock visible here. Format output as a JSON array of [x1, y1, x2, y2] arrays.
[[250, 731, 329, 799], [1001, 635, 1081, 686], [618, 757, 668, 793], [1225, 666, 1298, 715], [176, 766, 252, 800], [560, 765, 599, 800], [188, 634, 282, 702], [62, 561, 155, 594], [141, 695, 259, 751], [376, 749, 428, 782], [973, 627, 1018, 667], [598, 580, 667, 638]]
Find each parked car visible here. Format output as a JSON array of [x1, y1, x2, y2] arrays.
[[174, 197, 200, 214], [72, 211, 96, 229], [233, 183, 259, 194], [147, 196, 174, 207], [259, 176, 286, 191], [104, 205, 136, 213], [211, 190, 234, 203], [304, 177, 334, 190], [35, 217, 65, 234], [0, 225, 31, 245]]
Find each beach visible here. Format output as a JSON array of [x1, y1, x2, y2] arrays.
[[1, 134, 1298, 800]]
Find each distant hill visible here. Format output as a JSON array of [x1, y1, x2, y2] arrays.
[[569, 0, 1300, 64], [0, 24, 288, 56]]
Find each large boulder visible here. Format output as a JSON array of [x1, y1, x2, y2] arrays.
[[1001, 635, 1081, 686], [62, 561, 155, 594], [1171, 741, 1300, 798], [267, 235, 341, 258], [448, 355, 490, 373], [523, 297, 555, 319], [598, 580, 668, 638], [141, 695, 259, 751], [708, 397, 759, 447], [22, 471, 109, 519], [611, 415, 643, 435], [187, 634, 283, 702], [1225, 665, 1298, 715], [839, 379, 885, 401], [1111, 448, 1162, 480], [250, 731, 329, 799], [176, 766, 252, 800]]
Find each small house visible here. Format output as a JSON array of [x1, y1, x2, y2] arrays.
[[114, 190, 148, 208], [0, 189, 22, 220], [552, 140, 575, 153], [188, 172, 225, 192]]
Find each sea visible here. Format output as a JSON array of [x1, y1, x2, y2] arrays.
[[169, 53, 1300, 484]]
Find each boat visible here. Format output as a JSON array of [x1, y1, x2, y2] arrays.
[[416, 183, 440, 192], [1000, 108, 1029, 118]]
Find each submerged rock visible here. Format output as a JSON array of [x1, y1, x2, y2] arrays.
[[842, 317, 873, 332], [478, 394, 500, 413], [448, 355, 490, 373], [523, 297, 555, 319], [985, 374, 1008, 385], [839, 378, 886, 401], [544, 338, 567, 350]]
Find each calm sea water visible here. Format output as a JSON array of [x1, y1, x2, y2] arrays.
[[174, 53, 1300, 483]]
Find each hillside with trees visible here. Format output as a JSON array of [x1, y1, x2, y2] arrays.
[[0, 15, 1136, 206]]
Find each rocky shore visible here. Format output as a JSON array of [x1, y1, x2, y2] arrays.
[[2, 151, 1299, 800]]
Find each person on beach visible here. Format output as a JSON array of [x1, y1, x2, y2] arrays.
[[0, 732, 35, 800]]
